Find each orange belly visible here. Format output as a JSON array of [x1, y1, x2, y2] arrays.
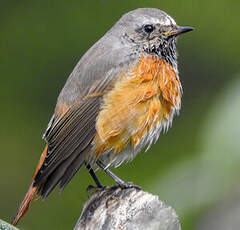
[[93, 55, 181, 166]]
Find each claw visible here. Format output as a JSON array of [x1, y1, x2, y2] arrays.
[[119, 182, 142, 190], [86, 184, 105, 198]]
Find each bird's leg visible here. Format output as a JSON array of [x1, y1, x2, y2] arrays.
[[85, 163, 104, 189], [96, 160, 141, 190]]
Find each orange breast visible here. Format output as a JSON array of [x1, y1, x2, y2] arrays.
[[94, 55, 181, 157]]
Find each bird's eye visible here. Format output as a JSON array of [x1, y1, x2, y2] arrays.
[[143, 24, 154, 33]]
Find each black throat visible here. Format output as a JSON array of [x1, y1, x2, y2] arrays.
[[146, 37, 178, 71], [122, 33, 178, 72]]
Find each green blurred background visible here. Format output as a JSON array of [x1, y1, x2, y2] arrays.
[[1, 0, 240, 229]]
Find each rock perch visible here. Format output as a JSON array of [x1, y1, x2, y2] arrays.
[[74, 185, 181, 230]]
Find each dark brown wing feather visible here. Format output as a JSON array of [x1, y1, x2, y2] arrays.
[[34, 96, 100, 198]]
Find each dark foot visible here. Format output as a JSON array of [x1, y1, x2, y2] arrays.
[[104, 183, 141, 208], [86, 184, 105, 198], [96, 161, 142, 190], [118, 182, 142, 190]]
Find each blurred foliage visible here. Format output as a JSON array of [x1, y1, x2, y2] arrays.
[[0, 0, 239, 230]]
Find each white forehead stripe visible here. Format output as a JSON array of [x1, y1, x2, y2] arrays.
[[165, 15, 176, 26], [142, 15, 176, 26]]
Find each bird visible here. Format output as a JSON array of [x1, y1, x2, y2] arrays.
[[12, 8, 194, 225]]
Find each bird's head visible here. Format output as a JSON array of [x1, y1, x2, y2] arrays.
[[113, 8, 194, 69]]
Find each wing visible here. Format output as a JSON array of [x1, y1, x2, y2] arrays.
[[33, 39, 137, 198]]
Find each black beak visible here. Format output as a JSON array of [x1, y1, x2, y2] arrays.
[[170, 26, 195, 36]]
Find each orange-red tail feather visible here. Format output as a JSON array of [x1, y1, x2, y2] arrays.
[[12, 144, 48, 226], [12, 183, 39, 225]]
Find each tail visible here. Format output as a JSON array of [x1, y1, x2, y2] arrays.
[[12, 145, 48, 226]]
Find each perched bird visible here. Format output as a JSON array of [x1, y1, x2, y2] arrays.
[[12, 8, 194, 225]]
